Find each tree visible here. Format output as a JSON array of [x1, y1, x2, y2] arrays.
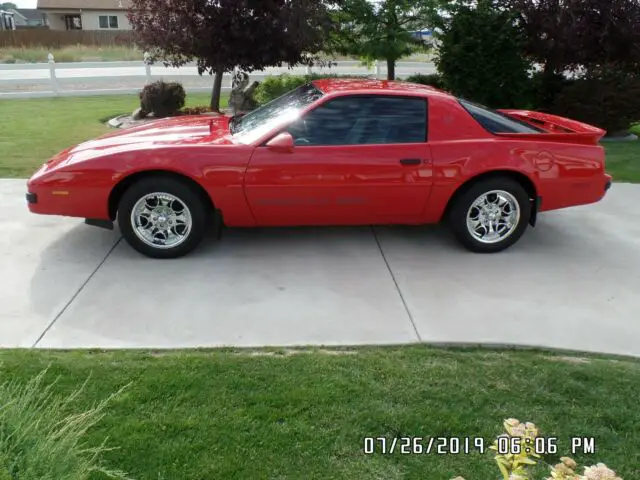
[[435, 2, 532, 108], [503, 0, 640, 80], [127, 0, 333, 111], [327, 0, 440, 80], [0, 2, 17, 9]]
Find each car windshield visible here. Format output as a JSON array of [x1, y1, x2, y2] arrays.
[[458, 98, 545, 134], [231, 83, 324, 144]]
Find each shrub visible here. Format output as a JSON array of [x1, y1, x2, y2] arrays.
[[252, 73, 369, 104], [529, 70, 577, 111], [549, 72, 640, 134], [404, 73, 447, 90], [436, 4, 533, 108], [0, 368, 130, 480], [139, 80, 186, 118]]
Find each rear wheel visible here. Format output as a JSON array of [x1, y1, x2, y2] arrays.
[[118, 177, 208, 259], [448, 177, 531, 253]]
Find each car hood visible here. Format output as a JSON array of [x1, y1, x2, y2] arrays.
[[50, 115, 234, 167]]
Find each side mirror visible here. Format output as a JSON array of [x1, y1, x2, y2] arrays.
[[265, 132, 294, 153]]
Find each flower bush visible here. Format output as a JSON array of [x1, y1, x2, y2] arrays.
[[451, 418, 622, 480]]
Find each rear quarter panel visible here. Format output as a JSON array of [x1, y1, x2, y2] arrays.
[[423, 96, 607, 222]]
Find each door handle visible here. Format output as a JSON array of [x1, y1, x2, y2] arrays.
[[399, 158, 422, 166]]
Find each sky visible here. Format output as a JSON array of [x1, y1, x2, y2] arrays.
[[9, 0, 38, 8]]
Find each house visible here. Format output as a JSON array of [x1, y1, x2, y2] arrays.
[[36, 0, 132, 31], [8, 8, 49, 28], [0, 9, 16, 30]]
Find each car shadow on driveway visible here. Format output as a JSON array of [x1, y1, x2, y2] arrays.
[[27, 223, 120, 346], [373, 210, 640, 356], [28, 210, 640, 356], [32, 224, 419, 349]]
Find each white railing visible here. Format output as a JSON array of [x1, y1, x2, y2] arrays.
[[0, 52, 437, 99]]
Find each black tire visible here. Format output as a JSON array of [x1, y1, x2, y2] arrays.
[[448, 177, 531, 253], [117, 177, 209, 259]]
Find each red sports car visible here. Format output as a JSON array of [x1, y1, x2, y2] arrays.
[[26, 78, 612, 258]]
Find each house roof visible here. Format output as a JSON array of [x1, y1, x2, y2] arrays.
[[10, 8, 46, 21], [37, 0, 131, 10]]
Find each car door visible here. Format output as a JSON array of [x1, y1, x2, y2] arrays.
[[243, 94, 434, 226]]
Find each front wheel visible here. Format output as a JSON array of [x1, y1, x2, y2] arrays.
[[448, 178, 531, 253], [118, 177, 208, 259]]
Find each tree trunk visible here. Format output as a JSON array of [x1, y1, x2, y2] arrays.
[[210, 66, 224, 112], [387, 58, 395, 81]]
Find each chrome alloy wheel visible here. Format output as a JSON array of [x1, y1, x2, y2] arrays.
[[465, 190, 521, 244], [130, 192, 193, 249]]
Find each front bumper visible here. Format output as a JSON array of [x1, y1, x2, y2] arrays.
[[26, 192, 37, 204]]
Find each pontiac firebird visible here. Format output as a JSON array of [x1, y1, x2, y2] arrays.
[[26, 78, 612, 258]]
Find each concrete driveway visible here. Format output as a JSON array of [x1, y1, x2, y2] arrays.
[[2, 179, 639, 356]]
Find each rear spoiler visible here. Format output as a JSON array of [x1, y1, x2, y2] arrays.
[[496, 109, 606, 145]]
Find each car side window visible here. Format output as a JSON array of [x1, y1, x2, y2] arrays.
[[286, 95, 427, 146]]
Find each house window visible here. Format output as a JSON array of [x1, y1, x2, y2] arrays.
[[98, 15, 118, 29]]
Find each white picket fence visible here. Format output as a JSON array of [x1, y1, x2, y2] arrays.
[[0, 53, 437, 99]]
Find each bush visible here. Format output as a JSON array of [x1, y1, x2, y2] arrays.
[[404, 73, 447, 90], [549, 72, 640, 134], [252, 73, 369, 104], [0, 368, 130, 480], [529, 70, 577, 111], [139, 80, 186, 118], [436, 5, 533, 108]]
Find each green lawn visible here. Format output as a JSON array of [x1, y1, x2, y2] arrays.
[[0, 46, 429, 64], [0, 46, 145, 64], [0, 347, 638, 479], [0, 94, 638, 181], [0, 93, 223, 178]]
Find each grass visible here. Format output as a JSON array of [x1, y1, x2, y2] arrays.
[[0, 347, 638, 479], [0, 45, 145, 64], [0, 369, 130, 479], [0, 93, 225, 178], [0, 46, 434, 64], [0, 94, 637, 180], [600, 123, 640, 183]]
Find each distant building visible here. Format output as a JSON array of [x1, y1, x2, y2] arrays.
[[37, 0, 132, 31], [411, 29, 433, 42], [9, 8, 49, 28], [0, 9, 16, 30]]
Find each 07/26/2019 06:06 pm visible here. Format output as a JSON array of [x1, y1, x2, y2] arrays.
[[362, 436, 597, 455]]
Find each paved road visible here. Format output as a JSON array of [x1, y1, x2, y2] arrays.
[[0, 61, 437, 95], [0, 61, 435, 80], [2, 179, 639, 356]]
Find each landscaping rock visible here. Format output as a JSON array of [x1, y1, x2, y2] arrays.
[[132, 107, 147, 120]]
